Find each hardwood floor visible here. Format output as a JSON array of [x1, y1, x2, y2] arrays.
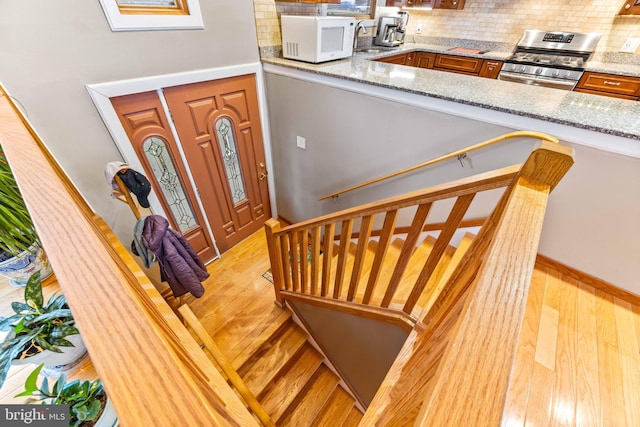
[[0, 229, 638, 426]]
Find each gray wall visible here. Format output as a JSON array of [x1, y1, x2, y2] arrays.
[[264, 72, 640, 294], [0, 1, 260, 237]]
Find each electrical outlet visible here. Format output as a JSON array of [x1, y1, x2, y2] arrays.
[[620, 38, 640, 53], [416, 23, 423, 34], [296, 136, 306, 150]]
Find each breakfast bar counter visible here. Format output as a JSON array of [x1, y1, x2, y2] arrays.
[[262, 43, 640, 155]]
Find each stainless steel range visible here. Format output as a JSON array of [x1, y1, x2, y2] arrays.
[[498, 30, 602, 91]]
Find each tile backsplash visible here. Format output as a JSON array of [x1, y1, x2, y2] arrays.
[[254, 0, 640, 63]]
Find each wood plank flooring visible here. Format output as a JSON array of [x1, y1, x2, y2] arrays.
[[0, 228, 639, 426]]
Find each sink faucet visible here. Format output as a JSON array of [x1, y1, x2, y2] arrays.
[[354, 21, 367, 50]]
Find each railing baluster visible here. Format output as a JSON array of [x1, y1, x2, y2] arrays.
[[321, 223, 336, 297], [300, 230, 309, 293], [382, 203, 432, 308], [363, 210, 398, 305], [310, 226, 321, 295], [279, 233, 292, 291], [333, 219, 354, 299], [403, 194, 476, 315], [347, 215, 374, 301], [290, 231, 300, 292]]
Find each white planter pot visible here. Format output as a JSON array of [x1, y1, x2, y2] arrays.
[[95, 397, 118, 427], [0, 244, 53, 286], [12, 333, 87, 372]]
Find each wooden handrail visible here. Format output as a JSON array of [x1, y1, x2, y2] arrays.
[[0, 86, 258, 426], [179, 305, 276, 427], [319, 130, 559, 201]]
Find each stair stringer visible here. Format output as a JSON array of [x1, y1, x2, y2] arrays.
[[283, 300, 367, 414]]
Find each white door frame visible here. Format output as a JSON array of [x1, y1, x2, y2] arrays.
[[86, 63, 277, 259]]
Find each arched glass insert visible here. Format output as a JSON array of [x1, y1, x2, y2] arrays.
[[142, 136, 197, 232], [215, 117, 246, 204]]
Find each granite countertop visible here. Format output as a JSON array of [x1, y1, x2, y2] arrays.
[[262, 43, 640, 141]]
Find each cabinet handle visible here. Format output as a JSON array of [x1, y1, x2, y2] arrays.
[[626, 4, 631, 10], [603, 81, 621, 86]]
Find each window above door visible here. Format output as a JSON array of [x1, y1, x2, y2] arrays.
[[99, 0, 203, 31]]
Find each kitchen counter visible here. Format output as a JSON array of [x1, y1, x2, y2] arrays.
[[261, 43, 640, 146]]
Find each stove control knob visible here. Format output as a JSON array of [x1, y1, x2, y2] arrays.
[[534, 67, 542, 75], [552, 70, 560, 78], [564, 71, 572, 78], [519, 66, 526, 73], [507, 64, 516, 72]]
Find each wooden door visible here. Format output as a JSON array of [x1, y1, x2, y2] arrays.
[[111, 91, 218, 263], [162, 75, 271, 253]]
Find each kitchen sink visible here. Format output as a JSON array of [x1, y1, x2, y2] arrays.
[[354, 47, 400, 54]]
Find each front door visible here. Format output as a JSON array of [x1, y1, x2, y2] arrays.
[[111, 91, 218, 263], [162, 75, 271, 253]]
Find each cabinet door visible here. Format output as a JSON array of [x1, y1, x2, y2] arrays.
[[574, 88, 639, 101], [415, 52, 436, 69], [575, 72, 640, 97], [386, 0, 407, 6], [376, 54, 408, 64], [479, 60, 503, 79], [434, 54, 483, 75], [619, 0, 640, 15], [405, 52, 416, 67], [433, 0, 465, 9]]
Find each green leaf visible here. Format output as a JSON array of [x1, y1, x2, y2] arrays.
[[48, 337, 74, 347], [10, 302, 33, 314], [34, 336, 61, 353], [13, 364, 43, 397], [53, 374, 67, 396], [49, 325, 79, 339], [24, 272, 43, 309], [29, 309, 73, 324], [13, 317, 26, 334], [0, 314, 21, 331]]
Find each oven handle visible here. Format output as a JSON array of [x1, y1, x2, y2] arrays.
[[498, 71, 577, 90]]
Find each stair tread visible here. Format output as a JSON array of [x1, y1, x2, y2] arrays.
[[416, 232, 475, 316], [259, 344, 324, 422], [240, 323, 309, 396], [311, 385, 357, 427], [230, 309, 292, 370], [342, 406, 364, 427], [384, 234, 437, 303], [278, 365, 340, 427]]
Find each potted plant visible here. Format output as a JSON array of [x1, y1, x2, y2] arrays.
[[0, 271, 86, 390], [16, 363, 117, 427], [0, 146, 52, 286]]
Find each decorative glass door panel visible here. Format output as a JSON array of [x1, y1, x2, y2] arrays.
[[215, 117, 247, 205], [142, 136, 197, 233]]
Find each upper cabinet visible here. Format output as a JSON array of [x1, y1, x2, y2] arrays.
[[433, 0, 465, 9], [385, 0, 465, 8], [619, 0, 640, 15]]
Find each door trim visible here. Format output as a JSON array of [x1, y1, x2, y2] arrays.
[[86, 63, 277, 259]]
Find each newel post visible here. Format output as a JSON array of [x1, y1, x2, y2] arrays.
[[264, 218, 284, 306]]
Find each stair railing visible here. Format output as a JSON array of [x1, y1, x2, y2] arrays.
[[0, 86, 258, 426], [319, 130, 559, 201], [266, 163, 525, 328]]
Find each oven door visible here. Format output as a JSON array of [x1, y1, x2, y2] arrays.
[[498, 71, 578, 91]]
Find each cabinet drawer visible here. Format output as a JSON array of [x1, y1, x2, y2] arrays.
[[376, 54, 407, 64], [434, 54, 483, 75], [574, 88, 639, 101], [576, 72, 640, 97]]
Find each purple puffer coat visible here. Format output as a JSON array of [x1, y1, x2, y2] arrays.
[[142, 215, 208, 298]]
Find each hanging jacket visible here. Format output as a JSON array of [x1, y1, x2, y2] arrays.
[[104, 161, 130, 192], [142, 215, 208, 298], [117, 169, 152, 208]]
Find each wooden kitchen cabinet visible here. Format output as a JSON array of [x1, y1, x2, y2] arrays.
[[433, 0, 466, 9], [415, 52, 436, 69], [574, 72, 640, 100], [479, 60, 503, 79], [278, 0, 339, 2], [386, 0, 429, 6], [376, 53, 409, 65], [618, 0, 640, 15], [433, 54, 484, 75]]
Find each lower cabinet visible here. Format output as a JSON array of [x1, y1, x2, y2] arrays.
[[574, 72, 640, 100], [374, 51, 502, 79]]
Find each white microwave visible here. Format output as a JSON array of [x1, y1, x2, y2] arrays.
[[281, 16, 356, 63]]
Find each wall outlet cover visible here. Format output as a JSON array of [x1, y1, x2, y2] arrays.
[[416, 23, 423, 34], [620, 38, 640, 53]]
